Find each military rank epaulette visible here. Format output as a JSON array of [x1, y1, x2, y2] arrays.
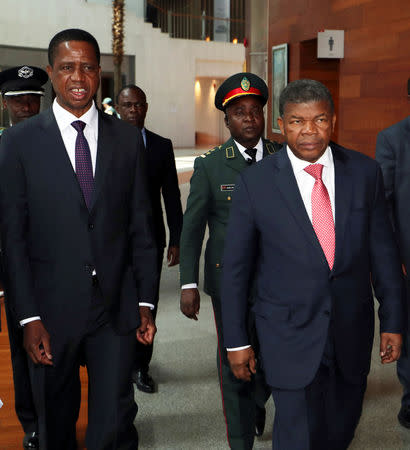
[[200, 147, 218, 158]]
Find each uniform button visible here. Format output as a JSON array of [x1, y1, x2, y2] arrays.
[[227, 196, 231, 201], [216, 263, 220, 268], [88, 223, 94, 230]]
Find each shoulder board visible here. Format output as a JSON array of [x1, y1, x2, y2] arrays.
[[200, 146, 218, 159], [265, 140, 282, 154]]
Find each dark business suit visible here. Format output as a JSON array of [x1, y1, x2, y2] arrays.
[[221, 143, 404, 449], [0, 108, 157, 450], [0, 131, 38, 436], [376, 116, 410, 408], [134, 128, 182, 371]]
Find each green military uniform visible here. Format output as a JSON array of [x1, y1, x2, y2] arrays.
[[180, 136, 281, 449]]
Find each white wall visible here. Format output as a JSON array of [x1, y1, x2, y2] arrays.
[[0, 0, 244, 147]]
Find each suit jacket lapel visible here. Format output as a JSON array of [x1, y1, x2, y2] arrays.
[[273, 146, 329, 264], [39, 108, 88, 209], [332, 144, 352, 272], [91, 111, 114, 212]]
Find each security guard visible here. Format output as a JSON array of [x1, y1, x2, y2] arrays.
[[0, 65, 48, 449], [179, 72, 281, 449]]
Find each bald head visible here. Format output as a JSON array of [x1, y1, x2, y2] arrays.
[[116, 85, 148, 128]]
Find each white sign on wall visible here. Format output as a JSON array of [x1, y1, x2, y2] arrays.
[[317, 30, 344, 59]]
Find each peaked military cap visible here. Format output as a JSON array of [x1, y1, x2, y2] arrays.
[[0, 66, 48, 97], [215, 72, 268, 111]]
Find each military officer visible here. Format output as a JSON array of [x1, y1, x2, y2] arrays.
[[0, 65, 48, 450], [179, 72, 281, 449]]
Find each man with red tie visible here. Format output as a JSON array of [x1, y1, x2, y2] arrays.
[[221, 79, 404, 449]]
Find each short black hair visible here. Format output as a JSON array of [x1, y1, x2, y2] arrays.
[[48, 28, 100, 66], [116, 84, 146, 104], [279, 79, 334, 116]]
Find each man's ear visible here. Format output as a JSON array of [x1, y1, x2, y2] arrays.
[[2, 98, 7, 110], [224, 114, 229, 128]]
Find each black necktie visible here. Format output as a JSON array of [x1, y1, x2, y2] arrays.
[[245, 148, 257, 164]]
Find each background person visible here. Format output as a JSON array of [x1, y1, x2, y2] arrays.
[[116, 84, 183, 393], [179, 73, 280, 449], [0, 64, 48, 450]]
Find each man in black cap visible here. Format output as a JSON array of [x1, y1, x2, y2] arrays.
[[179, 72, 280, 449], [0, 65, 48, 450], [0, 65, 48, 134]]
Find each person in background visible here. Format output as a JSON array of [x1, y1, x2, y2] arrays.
[[102, 96, 119, 117], [0, 65, 48, 450], [116, 84, 183, 393], [375, 79, 410, 430], [179, 73, 280, 449]]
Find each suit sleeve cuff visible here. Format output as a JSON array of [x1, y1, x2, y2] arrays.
[[227, 345, 251, 351], [139, 302, 155, 310], [20, 316, 41, 326], [181, 283, 197, 289]]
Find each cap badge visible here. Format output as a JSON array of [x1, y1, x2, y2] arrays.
[[241, 76, 250, 91], [18, 66, 34, 79]]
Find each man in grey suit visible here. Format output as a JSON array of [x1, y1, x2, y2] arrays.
[[376, 83, 410, 428]]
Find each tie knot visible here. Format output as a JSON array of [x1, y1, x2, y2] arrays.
[[304, 163, 323, 180], [71, 120, 86, 133], [245, 148, 257, 162]]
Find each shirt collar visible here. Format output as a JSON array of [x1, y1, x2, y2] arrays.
[[52, 98, 98, 134], [287, 145, 333, 174], [233, 137, 263, 159]]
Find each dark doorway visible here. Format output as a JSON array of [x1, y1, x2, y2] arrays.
[[299, 39, 340, 143]]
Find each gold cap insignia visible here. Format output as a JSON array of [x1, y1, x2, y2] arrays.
[[241, 77, 250, 91]]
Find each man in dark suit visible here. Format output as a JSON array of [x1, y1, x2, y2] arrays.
[[0, 29, 157, 450], [221, 79, 404, 450], [180, 73, 280, 449], [116, 84, 183, 393], [375, 95, 410, 428], [0, 65, 48, 450]]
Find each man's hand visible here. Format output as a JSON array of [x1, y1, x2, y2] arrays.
[[380, 332, 402, 364], [167, 246, 180, 267], [180, 288, 200, 320], [23, 320, 53, 366], [136, 306, 157, 345], [227, 347, 256, 382]]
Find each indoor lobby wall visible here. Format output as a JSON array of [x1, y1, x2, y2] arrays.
[[266, 0, 410, 157]]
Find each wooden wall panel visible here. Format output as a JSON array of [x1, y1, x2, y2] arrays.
[[265, 0, 410, 157]]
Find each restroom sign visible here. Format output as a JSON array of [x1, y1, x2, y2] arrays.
[[318, 30, 344, 58]]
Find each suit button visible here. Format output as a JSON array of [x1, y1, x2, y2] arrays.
[[324, 310, 330, 316], [88, 223, 94, 230]]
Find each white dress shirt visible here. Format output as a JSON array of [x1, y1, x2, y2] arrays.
[[227, 145, 335, 351], [21, 100, 153, 326], [181, 138, 264, 292]]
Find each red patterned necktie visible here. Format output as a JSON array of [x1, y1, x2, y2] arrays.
[[71, 120, 94, 210], [304, 163, 335, 269]]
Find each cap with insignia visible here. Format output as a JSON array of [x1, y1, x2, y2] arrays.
[[215, 72, 268, 111], [0, 66, 48, 97]]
